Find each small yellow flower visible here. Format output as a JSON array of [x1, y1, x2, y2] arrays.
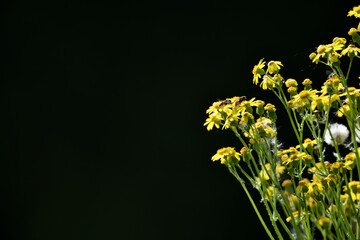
[[240, 112, 254, 124], [282, 179, 293, 188], [348, 27, 358, 36], [286, 211, 311, 223], [204, 113, 223, 131], [319, 217, 331, 228], [302, 78, 312, 86], [252, 58, 266, 85], [266, 60, 283, 74], [309, 52, 316, 61], [338, 104, 350, 117], [341, 44, 360, 57], [285, 78, 298, 87], [344, 152, 356, 170], [292, 89, 318, 107], [211, 147, 241, 164], [348, 5, 360, 18], [260, 75, 275, 90], [264, 103, 276, 112]]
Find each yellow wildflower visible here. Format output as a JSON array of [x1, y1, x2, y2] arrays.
[[319, 217, 331, 228], [344, 152, 356, 170], [292, 89, 318, 107], [341, 44, 360, 57], [285, 78, 298, 87], [240, 112, 254, 125], [348, 27, 358, 36], [211, 147, 241, 165], [252, 58, 266, 85], [264, 103, 276, 112], [260, 75, 275, 90], [338, 104, 350, 117], [302, 78, 312, 86], [204, 113, 223, 131], [348, 5, 360, 18], [266, 60, 283, 74], [306, 181, 324, 198]]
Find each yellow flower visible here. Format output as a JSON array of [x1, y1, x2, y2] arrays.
[[259, 163, 271, 181], [309, 52, 316, 61], [292, 89, 318, 107], [260, 75, 275, 90], [332, 37, 346, 51], [252, 58, 266, 85], [306, 181, 324, 198], [266, 60, 283, 74], [319, 217, 331, 228], [348, 27, 358, 36], [341, 44, 360, 57], [275, 163, 286, 177], [264, 103, 276, 112], [296, 138, 317, 150], [282, 179, 293, 188], [348, 5, 360, 18], [337, 104, 350, 117], [211, 147, 241, 165], [302, 78, 312, 86], [204, 113, 223, 131], [344, 152, 356, 170], [240, 112, 254, 125], [286, 211, 310, 223]]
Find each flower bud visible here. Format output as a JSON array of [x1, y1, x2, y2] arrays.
[[309, 52, 316, 60], [317, 45, 326, 54], [348, 28, 358, 36]]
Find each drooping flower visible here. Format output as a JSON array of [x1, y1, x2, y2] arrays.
[[260, 75, 275, 90], [341, 44, 360, 57], [266, 60, 283, 74], [252, 58, 266, 85]]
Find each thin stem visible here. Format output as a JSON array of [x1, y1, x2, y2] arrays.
[[229, 167, 276, 240]]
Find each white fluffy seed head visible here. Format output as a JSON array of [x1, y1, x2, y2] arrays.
[[324, 123, 349, 146]]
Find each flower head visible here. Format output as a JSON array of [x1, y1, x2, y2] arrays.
[[252, 58, 266, 85], [348, 5, 360, 18], [324, 123, 349, 146], [341, 44, 360, 57], [211, 147, 241, 165], [266, 60, 283, 74], [260, 75, 275, 90]]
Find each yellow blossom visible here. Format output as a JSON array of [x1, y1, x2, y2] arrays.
[[211, 147, 241, 165], [285, 78, 298, 87], [264, 103, 276, 112], [319, 217, 331, 228], [204, 113, 223, 131], [348, 27, 358, 36], [341, 44, 360, 57], [282, 179, 293, 188], [338, 104, 350, 117], [266, 60, 283, 74], [260, 75, 275, 90], [302, 78, 312, 86], [292, 89, 318, 107], [348, 5, 360, 18], [252, 58, 266, 85]]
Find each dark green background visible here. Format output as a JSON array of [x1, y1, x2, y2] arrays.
[[1, 1, 357, 239]]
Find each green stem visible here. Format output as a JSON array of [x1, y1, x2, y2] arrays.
[[229, 167, 275, 240]]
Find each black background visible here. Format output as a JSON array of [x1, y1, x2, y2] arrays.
[[1, 1, 358, 239]]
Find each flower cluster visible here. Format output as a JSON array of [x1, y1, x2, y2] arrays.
[[205, 5, 360, 240]]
